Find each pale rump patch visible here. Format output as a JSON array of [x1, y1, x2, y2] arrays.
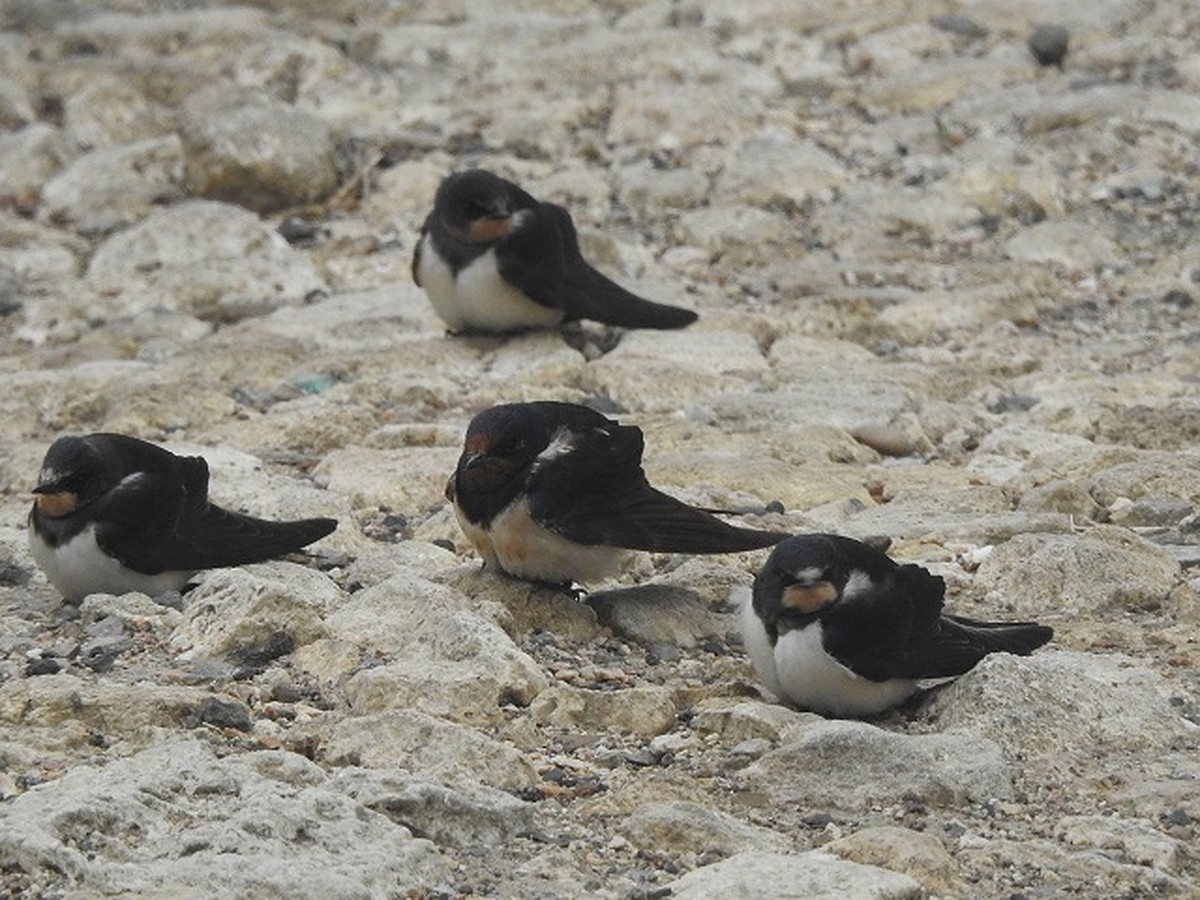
[[34, 491, 77, 519], [415, 240, 563, 332], [780, 581, 838, 613], [487, 498, 627, 583]]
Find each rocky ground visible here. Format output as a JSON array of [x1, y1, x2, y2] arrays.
[[1, 1, 1199, 897]]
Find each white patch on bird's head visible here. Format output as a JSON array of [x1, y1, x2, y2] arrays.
[[842, 569, 873, 600], [793, 566, 824, 584], [111, 471, 150, 497], [531, 427, 576, 471], [36, 466, 64, 489]]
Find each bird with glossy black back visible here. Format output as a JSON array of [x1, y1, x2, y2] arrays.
[[740, 533, 1053, 717], [28, 433, 338, 603], [445, 401, 787, 586], [412, 169, 698, 334]]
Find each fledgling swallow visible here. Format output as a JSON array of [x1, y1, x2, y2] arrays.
[[28, 433, 338, 603], [412, 169, 698, 334], [445, 401, 786, 584], [740, 533, 1053, 716]]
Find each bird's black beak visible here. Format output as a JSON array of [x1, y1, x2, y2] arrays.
[[33, 470, 65, 494], [31, 474, 78, 518]]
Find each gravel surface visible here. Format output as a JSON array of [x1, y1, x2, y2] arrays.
[[1, 1, 1198, 897]]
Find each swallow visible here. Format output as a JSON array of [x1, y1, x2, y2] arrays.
[[412, 169, 698, 334], [28, 433, 338, 603], [740, 533, 1053, 716], [445, 401, 786, 584]]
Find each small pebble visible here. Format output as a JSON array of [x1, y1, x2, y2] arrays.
[[187, 697, 253, 732], [25, 656, 62, 677], [1162, 289, 1193, 309], [1028, 24, 1069, 68], [929, 14, 988, 39]]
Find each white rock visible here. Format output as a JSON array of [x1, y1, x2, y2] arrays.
[[666, 850, 922, 899], [86, 200, 327, 321], [0, 739, 447, 896]]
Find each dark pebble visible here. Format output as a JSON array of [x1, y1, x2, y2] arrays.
[[929, 14, 988, 39], [1162, 289, 1193, 309], [1028, 24, 1069, 68], [988, 393, 1040, 413], [1162, 808, 1192, 827], [646, 642, 681, 664], [230, 630, 295, 669], [803, 811, 834, 828], [78, 636, 128, 673], [0, 563, 30, 586], [277, 216, 319, 244], [187, 696, 253, 732], [862, 534, 893, 553], [270, 680, 305, 703], [25, 656, 61, 676]]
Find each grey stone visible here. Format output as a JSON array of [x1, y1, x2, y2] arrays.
[[39, 136, 184, 234], [714, 133, 847, 208], [744, 719, 1013, 810], [692, 698, 819, 745], [926, 649, 1199, 760], [322, 709, 538, 792], [974, 526, 1181, 615], [666, 850, 923, 899], [0, 75, 34, 128], [1005, 219, 1120, 269], [827, 826, 967, 896], [588, 584, 728, 648], [180, 85, 339, 214], [0, 739, 446, 897], [1087, 454, 1200, 508], [530, 685, 677, 736], [332, 768, 534, 849], [60, 72, 179, 149], [172, 564, 341, 662], [3, 2, 1200, 896], [675, 205, 790, 253], [312, 572, 548, 715], [1028, 23, 1070, 67], [621, 800, 783, 856], [312, 445, 459, 514], [86, 199, 327, 322], [0, 123, 70, 197]]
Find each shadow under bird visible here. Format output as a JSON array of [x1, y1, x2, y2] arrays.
[[741, 533, 1053, 716], [446, 401, 786, 585], [28, 433, 338, 603], [412, 168, 698, 334]]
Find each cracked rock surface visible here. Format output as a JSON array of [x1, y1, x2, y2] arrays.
[[1, 1, 1198, 897]]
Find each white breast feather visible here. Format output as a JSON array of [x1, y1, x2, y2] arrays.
[[487, 497, 627, 583], [417, 240, 564, 332], [770, 625, 918, 716], [28, 522, 192, 603]]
